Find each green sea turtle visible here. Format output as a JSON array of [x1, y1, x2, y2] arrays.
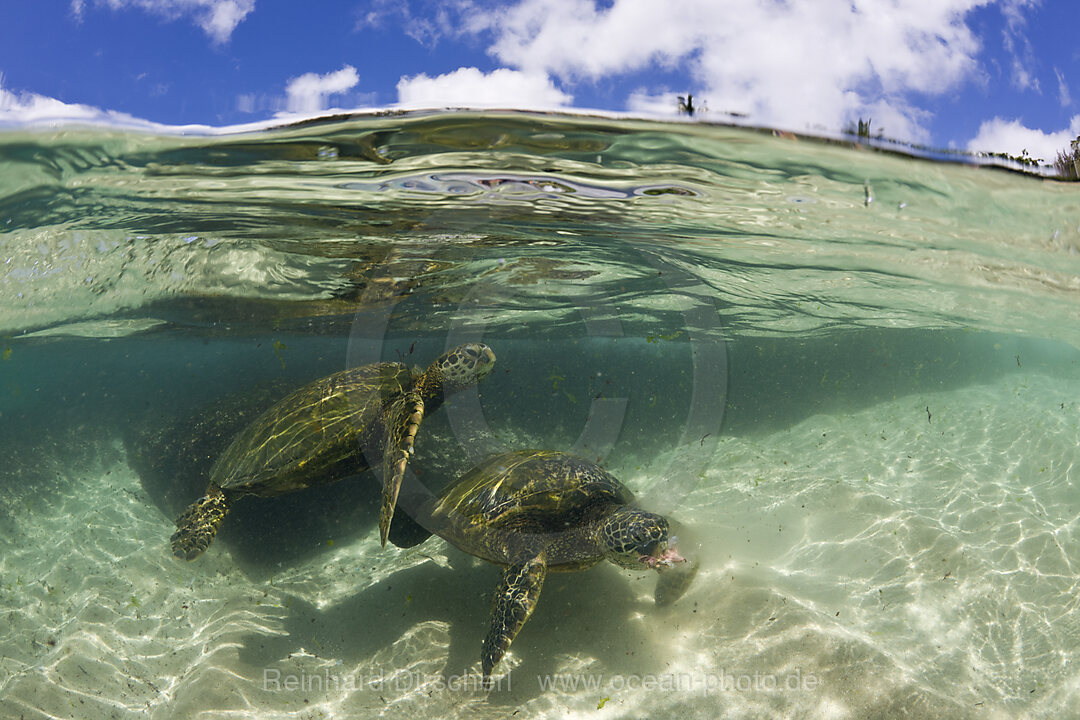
[[170, 343, 496, 560], [393, 449, 698, 685]]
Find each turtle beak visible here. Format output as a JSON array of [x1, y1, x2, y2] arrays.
[[639, 536, 687, 571], [467, 346, 495, 382]]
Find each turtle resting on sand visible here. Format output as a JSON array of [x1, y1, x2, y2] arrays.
[[170, 343, 496, 560], [392, 449, 698, 685]]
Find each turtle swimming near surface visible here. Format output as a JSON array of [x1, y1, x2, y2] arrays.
[[391, 449, 698, 686], [169, 343, 496, 560]]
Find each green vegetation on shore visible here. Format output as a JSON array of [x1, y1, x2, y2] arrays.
[[1053, 137, 1080, 180]]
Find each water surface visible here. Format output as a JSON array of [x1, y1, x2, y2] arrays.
[[1, 111, 1079, 719]]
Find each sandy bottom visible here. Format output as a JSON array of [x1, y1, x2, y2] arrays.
[[2, 373, 1078, 719]]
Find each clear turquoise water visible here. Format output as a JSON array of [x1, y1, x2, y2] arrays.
[[1, 112, 1079, 719]]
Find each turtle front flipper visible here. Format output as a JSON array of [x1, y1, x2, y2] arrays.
[[482, 557, 547, 688], [379, 390, 425, 546], [170, 485, 230, 560]]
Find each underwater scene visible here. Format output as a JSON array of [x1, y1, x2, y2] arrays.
[[1, 111, 1079, 719]]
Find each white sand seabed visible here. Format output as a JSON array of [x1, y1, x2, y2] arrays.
[[1, 373, 1078, 719]]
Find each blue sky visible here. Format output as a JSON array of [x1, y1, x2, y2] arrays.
[[1, 0, 1078, 163]]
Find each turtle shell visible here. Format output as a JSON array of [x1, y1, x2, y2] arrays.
[[211, 362, 414, 496], [428, 450, 634, 564]]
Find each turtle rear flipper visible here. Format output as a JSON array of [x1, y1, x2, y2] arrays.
[[386, 505, 432, 548], [170, 485, 229, 560], [379, 390, 425, 546], [482, 557, 547, 688]]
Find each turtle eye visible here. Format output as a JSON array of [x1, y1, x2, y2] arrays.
[[639, 539, 663, 556], [629, 517, 667, 550], [464, 346, 479, 359]]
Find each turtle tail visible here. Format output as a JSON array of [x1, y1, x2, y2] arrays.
[[170, 485, 229, 560]]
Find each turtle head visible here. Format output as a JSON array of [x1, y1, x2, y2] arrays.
[[425, 343, 496, 395], [599, 507, 686, 572]]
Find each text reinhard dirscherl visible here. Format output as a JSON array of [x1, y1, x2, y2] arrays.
[[261, 668, 821, 695]]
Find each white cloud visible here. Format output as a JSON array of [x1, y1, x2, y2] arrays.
[[1000, 0, 1039, 91], [235, 93, 256, 114], [199, 0, 252, 42], [967, 115, 1080, 161], [1055, 67, 1071, 108], [0, 77, 149, 127], [0, 76, 281, 133], [627, 90, 684, 117], [284, 66, 360, 113], [451, 0, 1024, 143], [70, 0, 255, 44], [355, 0, 463, 48], [396, 67, 572, 110]]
